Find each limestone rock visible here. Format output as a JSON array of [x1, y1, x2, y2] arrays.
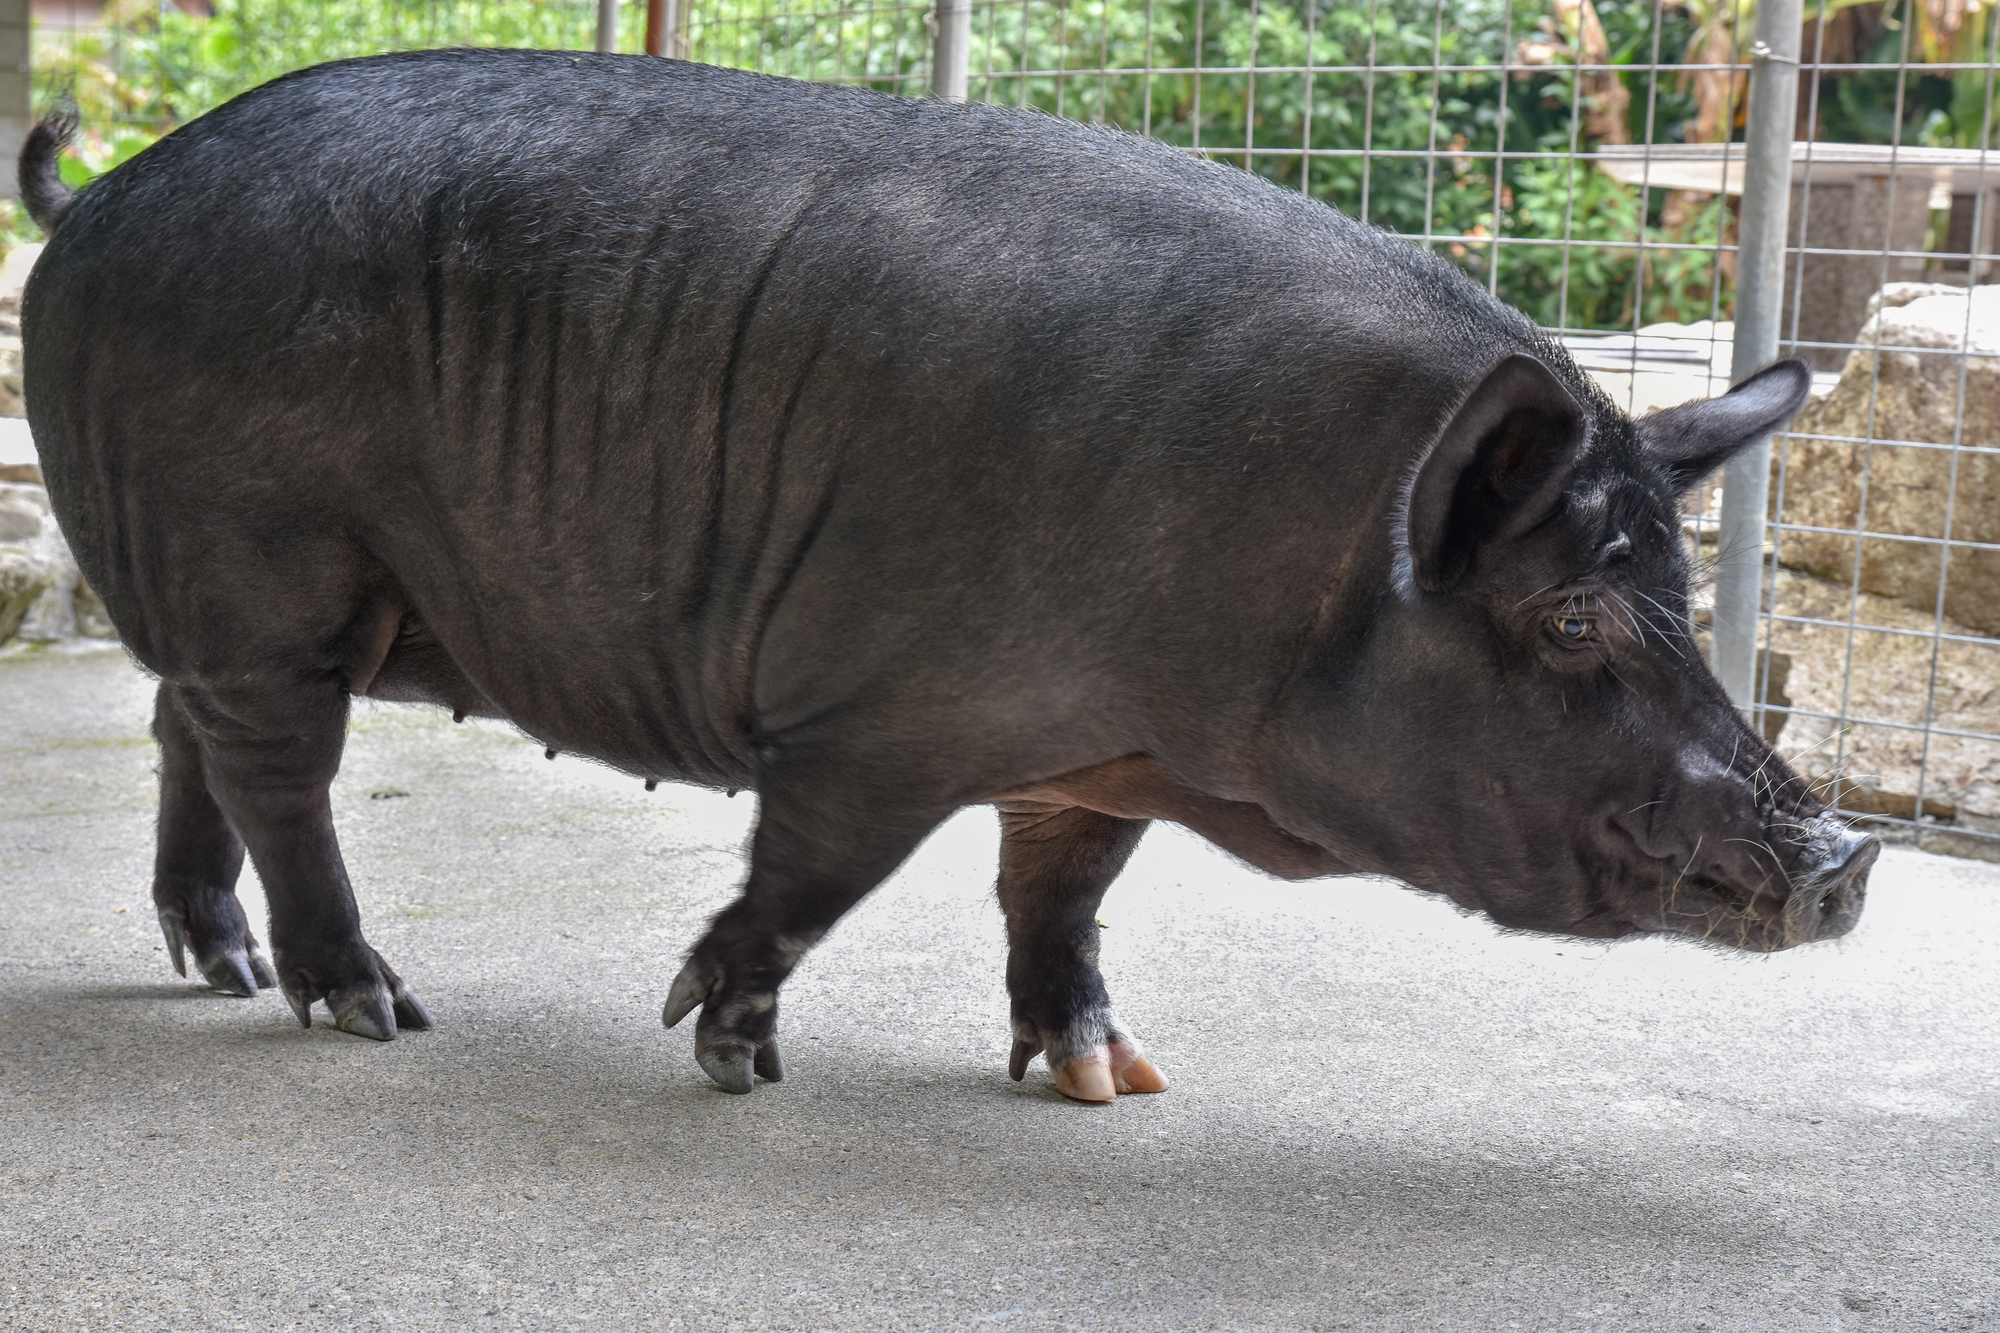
[[1767, 565, 2000, 859], [0, 543, 48, 642], [0, 338, 22, 418], [71, 578, 114, 639], [0, 480, 46, 541], [0, 244, 38, 419], [14, 517, 81, 641], [1774, 283, 2000, 633], [0, 480, 116, 647]]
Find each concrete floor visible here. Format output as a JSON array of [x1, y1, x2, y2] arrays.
[[1, 647, 1996, 1332]]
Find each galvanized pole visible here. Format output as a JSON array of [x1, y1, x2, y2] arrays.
[[931, 0, 972, 101], [596, 0, 619, 54], [0, 0, 27, 200], [646, 0, 677, 58], [1712, 0, 1802, 711], [669, 0, 687, 57]]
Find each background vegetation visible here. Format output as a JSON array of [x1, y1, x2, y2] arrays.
[[17, 0, 1998, 331]]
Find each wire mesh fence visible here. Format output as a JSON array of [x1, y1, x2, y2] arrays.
[[29, 0, 608, 136], [16, 0, 2000, 856], [677, 0, 2000, 859]]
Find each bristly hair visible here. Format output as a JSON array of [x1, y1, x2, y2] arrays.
[[19, 101, 81, 235]]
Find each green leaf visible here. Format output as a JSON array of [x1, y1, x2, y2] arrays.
[[111, 136, 155, 167], [200, 25, 240, 63]]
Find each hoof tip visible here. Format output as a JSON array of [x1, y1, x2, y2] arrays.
[[158, 914, 188, 979], [393, 991, 435, 1031], [1042, 1039, 1168, 1103], [333, 993, 397, 1042], [661, 961, 712, 1029], [698, 1045, 756, 1095], [201, 951, 261, 998], [1113, 1054, 1168, 1095], [1055, 1054, 1117, 1105]]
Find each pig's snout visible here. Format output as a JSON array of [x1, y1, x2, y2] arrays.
[[1783, 822, 1879, 945]]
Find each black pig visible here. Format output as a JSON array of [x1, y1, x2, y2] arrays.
[[18, 50, 1875, 1102]]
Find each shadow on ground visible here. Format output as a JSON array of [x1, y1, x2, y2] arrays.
[[2, 649, 1995, 1331]]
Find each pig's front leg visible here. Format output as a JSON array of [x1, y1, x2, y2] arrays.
[[994, 801, 1167, 1104], [662, 754, 949, 1094]]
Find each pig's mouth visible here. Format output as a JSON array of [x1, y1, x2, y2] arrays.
[[1637, 816, 1878, 952]]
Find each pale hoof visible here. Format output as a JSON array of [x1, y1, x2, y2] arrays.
[[1109, 1040, 1167, 1094], [1054, 1050, 1117, 1104], [1050, 1040, 1168, 1103]]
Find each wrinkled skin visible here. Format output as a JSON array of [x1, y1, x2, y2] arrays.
[[1258, 361, 1877, 956], [18, 51, 1873, 1105]]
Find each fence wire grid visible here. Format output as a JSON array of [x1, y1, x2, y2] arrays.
[[25, 0, 2000, 856]]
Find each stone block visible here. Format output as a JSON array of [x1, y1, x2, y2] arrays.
[[0, 243, 35, 417], [0, 481, 114, 646], [1773, 283, 2000, 634], [1785, 177, 1934, 372]]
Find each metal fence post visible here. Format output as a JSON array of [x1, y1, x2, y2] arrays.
[[597, 0, 619, 54], [1712, 0, 1803, 711], [0, 0, 27, 201], [931, 0, 972, 101], [647, 0, 684, 58]]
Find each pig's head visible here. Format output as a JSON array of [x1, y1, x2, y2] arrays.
[[1264, 353, 1876, 951]]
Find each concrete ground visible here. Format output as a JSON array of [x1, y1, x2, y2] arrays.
[[1, 648, 1995, 1333]]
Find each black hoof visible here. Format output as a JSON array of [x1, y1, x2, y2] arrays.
[[754, 1039, 784, 1083], [330, 986, 398, 1042], [199, 950, 262, 997], [1008, 1036, 1043, 1082], [158, 903, 277, 994], [275, 944, 427, 1040], [392, 990, 434, 1031], [661, 957, 718, 1029], [158, 912, 189, 978], [698, 1044, 757, 1094], [322, 977, 431, 1040]]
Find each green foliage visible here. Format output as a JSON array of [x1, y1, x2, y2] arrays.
[[687, 0, 932, 87], [21, 0, 1991, 326], [904, 0, 1729, 328], [1950, 64, 1998, 148], [0, 200, 45, 253], [54, 131, 155, 190], [33, 0, 606, 132], [1492, 156, 1732, 328], [1814, 7, 1997, 149]]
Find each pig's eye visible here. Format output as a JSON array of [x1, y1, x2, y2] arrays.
[[1555, 616, 1592, 641]]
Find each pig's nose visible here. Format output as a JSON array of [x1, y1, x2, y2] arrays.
[[1784, 825, 1879, 944]]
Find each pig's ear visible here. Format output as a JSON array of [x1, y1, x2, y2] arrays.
[[1396, 353, 1585, 595], [1635, 358, 1812, 494]]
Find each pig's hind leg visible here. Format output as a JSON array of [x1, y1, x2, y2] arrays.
[[151, 683, 277, 997], [995, 802, 1168, 1104], [158, 677, 431, 1040]]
